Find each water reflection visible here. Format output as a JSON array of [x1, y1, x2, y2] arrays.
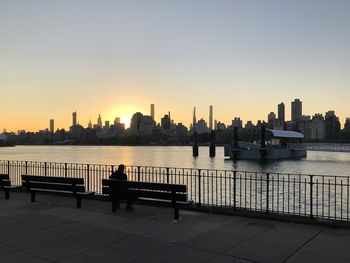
[[1, 145, 350, 176]]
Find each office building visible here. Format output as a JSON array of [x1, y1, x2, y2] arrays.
[[209, 105, 213, 130], [150, 104, 155, 121], [291, 99, 302, 122], [278, 102, 285, 122], [72, 111, 77, 126], [97, 114, 102, 128], [49, 119, 54, 134]]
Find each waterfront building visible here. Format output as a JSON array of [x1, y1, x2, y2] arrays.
[[209, 105, 213, 131], [325, 111, 341, 139], [344, 118, 350, 133], [139, 116, 156, 135], [309, 114, 326, 140], [49, 119, 54, 134], [104, 121, 110, 129], [232, 117, 243, 128], [150, 104, 155, 121], [245, 121, 255, 130], [297, 115, 311, 140], [88, 120, 92, 129], [291, 99, 302, 122], [197, 118, 209, 134], [216, 121, 226, 130], [278, 102, 285, 123], [161, 114, 171, 130], [175, 123, 188, 136], [130, 112, 143, 131], [267, 112, 277, 129]]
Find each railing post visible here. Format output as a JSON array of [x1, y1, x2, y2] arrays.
[[310, 175, 313, 219], [25, 161, 28, 174], [266, 173, 270, 213], [44, 162, 47, 175], [233, 171, 237, 210], [166, 168, 170, 183], [87, 164, 90, 192], [7, 160, 10, 175], [64, 163, 67, 177], [137, 166, 141, 181], [197, 169, 201, 206]]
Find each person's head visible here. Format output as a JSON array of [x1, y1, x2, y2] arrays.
[[117, 164, 125, 172]]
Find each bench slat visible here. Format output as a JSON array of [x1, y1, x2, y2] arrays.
[[102, 179, 187, 193], [22, 182, 85, 193], [21, 175, 84, 185]]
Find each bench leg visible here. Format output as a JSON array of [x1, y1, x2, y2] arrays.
[[77, 197, 81, 208], [174, 205, 179, 221], [31, 191, 36, 202], [5, 189, 9, 200], [112, 200, 117, 212]]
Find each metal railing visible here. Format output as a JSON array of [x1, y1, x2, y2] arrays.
[[1, 160, 350, 223]]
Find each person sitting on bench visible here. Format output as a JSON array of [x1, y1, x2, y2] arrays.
[[109, 164, 133, 209]]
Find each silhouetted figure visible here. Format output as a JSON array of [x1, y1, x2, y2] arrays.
[[110, 164, 133, 209], [110, 164, 127, 180]]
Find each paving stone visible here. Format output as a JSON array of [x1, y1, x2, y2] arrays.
[[109, 234, 170, 256], [23, 237, 98, 261], [0, 250, 48, 263], [226, 240, 294, 263], [60, 247, 139, 263], [181, 233, 244, 254], [0, 228, 68, 249], [286, 251, 349, 263], [146, 245, 217, 263]]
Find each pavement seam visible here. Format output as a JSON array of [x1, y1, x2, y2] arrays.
[[281, 230, 322, 263]]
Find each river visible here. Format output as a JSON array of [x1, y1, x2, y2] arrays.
[[1, 145, 350, 176]]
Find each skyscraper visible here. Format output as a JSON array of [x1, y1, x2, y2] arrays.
[[150, 104, 155, 121], [291, 99, 302, 122], [49, 119, 54, 134], [97, 114, 102, 128], [278, 102, 285, 122], [209, 105, 213, 130], [193, 107, 197, 132], [72, 111, 77, 126]]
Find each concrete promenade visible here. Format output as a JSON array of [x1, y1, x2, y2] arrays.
[[1, 192, 350, 263]]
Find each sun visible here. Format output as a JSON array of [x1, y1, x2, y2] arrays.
[[120, 115, 131, 129]]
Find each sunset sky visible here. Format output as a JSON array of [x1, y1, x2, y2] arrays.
[[1, 0, 350, 132]]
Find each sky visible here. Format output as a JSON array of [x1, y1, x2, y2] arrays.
[[1, 0, 349, 132]]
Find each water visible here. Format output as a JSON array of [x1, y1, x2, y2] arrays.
[[1, 145, 350, 176]]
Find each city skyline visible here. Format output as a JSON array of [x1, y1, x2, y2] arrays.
[[1, 1, 350, 131], [2, 99, 349, 133]]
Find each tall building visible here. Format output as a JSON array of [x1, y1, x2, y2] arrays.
[[114, 117, 120, 125], [161, 114, 171, 130], [88, 119, 92, 129], [278, 102, 285, 122], [267, 112, 276, 129], [150, 104, 155, 121], [49, 119, 54, 134], [192, 107, 197, 132], [291, 99, 302, 122], [97, 114, 102, 128], [209, 105, 213, 130], [72, 111, 77, 126]]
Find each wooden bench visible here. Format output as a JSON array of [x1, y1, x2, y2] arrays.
[[21, 175, 95, 208], [0, 173, 21, 199], [102, 179, 189, 220]]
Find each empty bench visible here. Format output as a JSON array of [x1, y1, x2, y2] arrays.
[[0, 173, 21, 199], [21, 175, 95, 208], [102, 179, 189, 220]]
